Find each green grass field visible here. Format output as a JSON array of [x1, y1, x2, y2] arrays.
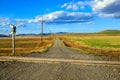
[[67, 36, 120, 49], [0, 36, 54, 56], [61, 30, 120, 56]]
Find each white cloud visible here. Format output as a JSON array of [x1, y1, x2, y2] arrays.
[[72, 4, 79, 10], [61, 3, 68, 8], [0, 17, 11, 27], [93, 0, 120, 18], [15, 19, 28, 22], [30, 11, 93, 24], [28, 19, 34, 23], [61, 1, 90, 10], [0, 17, 29, 27], [99, 12, 120, 18]]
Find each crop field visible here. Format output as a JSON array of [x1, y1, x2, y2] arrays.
[[61, 33, 120, 57], [0, 36, 54, 56]]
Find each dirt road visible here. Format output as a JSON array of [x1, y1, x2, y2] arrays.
[[0, 38, 120, 80], [28, 38, 120, 61]]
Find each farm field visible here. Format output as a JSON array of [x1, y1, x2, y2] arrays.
[[60, 31, 120, 57], [0, 36, 54, 56]]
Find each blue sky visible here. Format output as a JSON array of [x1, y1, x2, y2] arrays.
[[0, 0, 120, 34]]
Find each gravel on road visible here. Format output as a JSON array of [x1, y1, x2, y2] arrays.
[[0, 38, 120, 80]]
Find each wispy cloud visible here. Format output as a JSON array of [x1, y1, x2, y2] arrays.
[[0, 17, 11, 27], [15, 19, 28, 27], [61, 0, 120, 18], [61, 1, 90, 10], [15, 19, 28, 23], [93, 0, 120, 18], [1, 0, 120, 27]]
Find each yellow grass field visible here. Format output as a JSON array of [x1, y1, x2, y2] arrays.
[[0, 36, 54, 56], [60, 34, 120, 56]]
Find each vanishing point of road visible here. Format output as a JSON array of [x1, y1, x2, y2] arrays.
[[0, 38, 120, 80]]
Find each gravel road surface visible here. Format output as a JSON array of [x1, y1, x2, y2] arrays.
[[0, 38, 120, 80], [28, 38, 120, 61]]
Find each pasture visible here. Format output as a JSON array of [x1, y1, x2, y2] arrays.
[[61, 33, 120, 56]]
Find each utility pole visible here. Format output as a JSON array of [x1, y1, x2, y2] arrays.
[[40, 19, 44, 43], [10, 25, 16, 56], [49, 30, 52, 40]]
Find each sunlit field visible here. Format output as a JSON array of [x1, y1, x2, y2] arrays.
[[60, 33, 120, 56], [0, 36, 54, 56]]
